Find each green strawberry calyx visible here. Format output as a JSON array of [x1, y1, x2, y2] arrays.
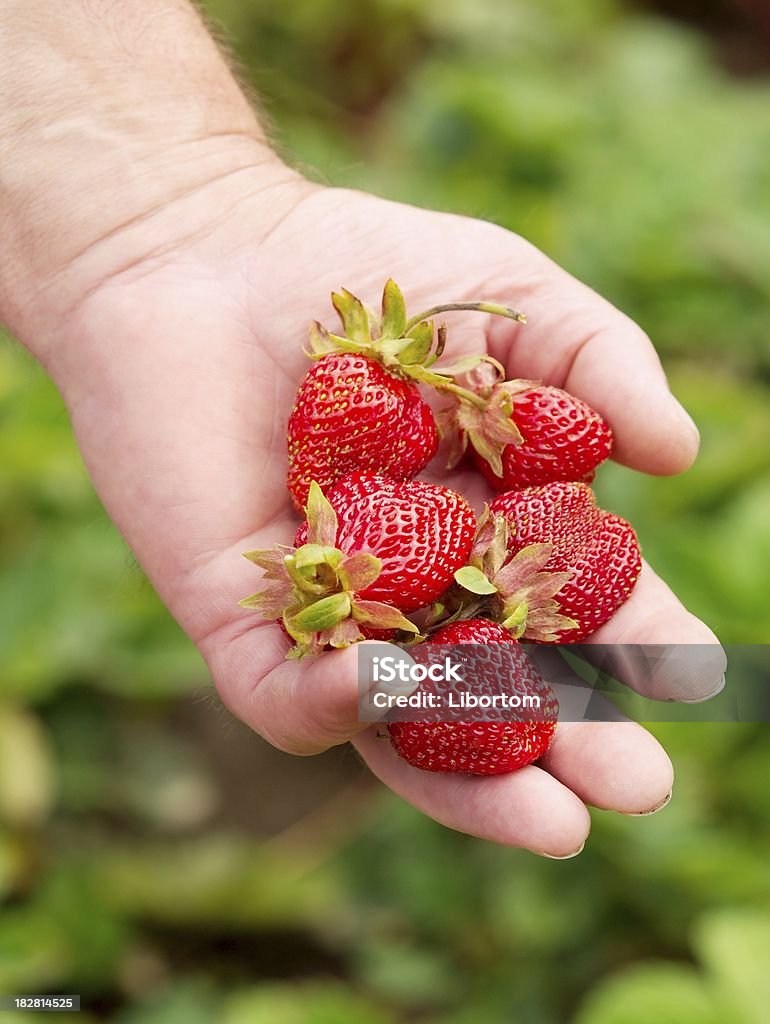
[[308, 280, 537, 477], [429, 508, 578, 643], [239, 482, 419, 658], [436, 361, 542, 477], [309, 276, 528, 403]]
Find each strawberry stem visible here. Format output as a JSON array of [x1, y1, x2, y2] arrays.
[[435, 379, 487, 409], [403, 301, 527, 334]]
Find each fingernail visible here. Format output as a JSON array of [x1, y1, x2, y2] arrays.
[[680, 673, 726, 705], [627, 790, 672, 816], [540, 841, 585, 860]]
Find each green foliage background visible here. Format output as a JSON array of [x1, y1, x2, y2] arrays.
[[1, 0, 769, 1020]]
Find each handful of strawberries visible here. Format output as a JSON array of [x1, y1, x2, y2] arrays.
[[241, 281, 642, 776]]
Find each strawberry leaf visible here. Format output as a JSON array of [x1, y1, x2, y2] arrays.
[[307, 320, 336, 356], [380, 279, 407, 339], [376, 337, 420, 364], [399, 320, 434, 364], [523, 611, 579, 643], [402, 365, 460, 390], [319, 618, 364, 649], [351, 599, 419, 632], [469, 510, 509, 579], [494, 543, 555, 594], [432, 354, 487, 377], [289, 592, 352, 633], [242, 546, 293, 577], [332, 288, 371, 343], [502, 600, 529, 635], [493, 543, 577, 642], [238, 580, 293, 619], [305, 481, 338, 547], [338, 552, 382, 593], [454, 565, 499, 595], [283, 557, 330, 596], [292, 543, 342, 571]]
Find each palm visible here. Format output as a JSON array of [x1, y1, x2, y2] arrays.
[[65, 183, 723, 854]]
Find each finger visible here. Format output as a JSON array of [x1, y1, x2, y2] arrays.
[[355, 728, 591, 857], [485, 240, 699, 475], [527, 647, 630, 723], [586, 561, 727, 703], [538, 721, 674, 814], [205, 623, 374, 754]]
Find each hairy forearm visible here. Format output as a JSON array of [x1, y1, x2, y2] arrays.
[[0, 0, 292, 348]]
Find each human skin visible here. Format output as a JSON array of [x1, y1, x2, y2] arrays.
[[0, 1, 725, 856]]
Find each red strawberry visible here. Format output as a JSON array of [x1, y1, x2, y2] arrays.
[[488, 482, 641, 641], [287, 353, 438, 511], [472, 385, 613, 491], [242, 474, 476, 656], [387, 619, 558, 775], [439, 363, 613, 488], [287, 280, 527, 510], [295, 474, 476, 612]]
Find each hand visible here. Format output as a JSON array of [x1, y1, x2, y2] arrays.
[[37, 170, 724, 856]]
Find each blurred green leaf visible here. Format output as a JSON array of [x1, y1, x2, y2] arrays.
[[573, 963, 722, 1024], [115, 979, 220, 1024], [221, 982, 395, 1024], [694, 910, 770, 1024], [354, 938, 459, 1008], [0, 907, 71, 992], [87, 835, 349, 932], [0, 704, 55, 826]]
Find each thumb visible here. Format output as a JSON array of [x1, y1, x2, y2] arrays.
[[208, 628, 414, 755]]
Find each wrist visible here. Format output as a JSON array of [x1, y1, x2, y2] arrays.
[[15, 153, 313, 381], [27, 161, 317, 409], [0, 0, 299, 349]]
